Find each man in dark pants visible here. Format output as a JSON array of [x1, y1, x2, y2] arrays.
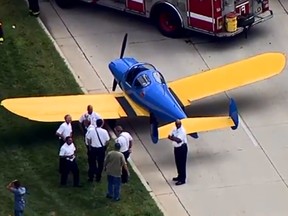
[[27, 0, 40, 17], [114, 125, 133, 183], [85, 119, 110, 182], [168, 119, 188, 186], [59, 136, 81, 187]]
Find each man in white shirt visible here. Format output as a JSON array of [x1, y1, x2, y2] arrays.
[[168, 119, 188, 186], [79, 105, 103, 136], [56, 114, 72, 148], [59, 136, 80, 187], [114, 125, 133, 183], [85, 119, 110, 182]]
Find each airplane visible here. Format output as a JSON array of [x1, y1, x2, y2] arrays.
[[1, 34, 286, 144]]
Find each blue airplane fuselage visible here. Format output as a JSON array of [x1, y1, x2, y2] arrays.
[[109, 57, 187, 123]]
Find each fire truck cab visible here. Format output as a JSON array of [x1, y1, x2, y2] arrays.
[[55, 0, 273, 38]]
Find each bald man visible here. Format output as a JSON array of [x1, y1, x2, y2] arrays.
[[79, 105, 103, 136], [168, 119, 188, 185]]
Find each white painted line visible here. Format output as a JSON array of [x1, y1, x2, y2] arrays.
[[187, 11, 215, 24], [239, 115, 259, 147], [130, 0, 144, 3]]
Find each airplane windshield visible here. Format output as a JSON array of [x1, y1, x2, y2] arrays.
[[134, 74, 151, 88], [153, 71, 165, 84]]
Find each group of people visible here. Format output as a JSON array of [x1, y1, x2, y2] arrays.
[[6, 106, 190, 215], [56, 105, 133, 201]]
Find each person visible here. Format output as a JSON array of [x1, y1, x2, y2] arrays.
[[104, 143, 129, 201], [85, 119, 110, 182], [59, 136, 81, 187], [114, 125, 133, 183], [6, 179, 26, 216], [56, 114, 72, 148], [0, 21, 4, 44], [79, 105, 103, 136], [27, 0, 40, 17], [168, 119, 188, 186]]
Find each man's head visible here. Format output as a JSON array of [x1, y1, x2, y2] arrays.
[[175, 119, 182, 129], [64, 114, 72, 123], [87, 105, 93, 115], [96, 119, 103, 128], [65, 136, 73, 145], [13, 180, 21, 188], [114, 125, 123, 136], [114, 142, 121, 151]]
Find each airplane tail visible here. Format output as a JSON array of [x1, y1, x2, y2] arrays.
[[157, 98, 239, 141]]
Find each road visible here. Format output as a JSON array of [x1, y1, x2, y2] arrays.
[[39, 0, 288, 215]]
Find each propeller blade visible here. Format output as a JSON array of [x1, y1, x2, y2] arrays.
[[112, 79, 117, 91], [120, 33, 128, 59]]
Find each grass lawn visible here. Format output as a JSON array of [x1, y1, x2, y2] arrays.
[[0, 0, 163, 215]]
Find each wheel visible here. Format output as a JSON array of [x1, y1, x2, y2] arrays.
[[55, 0, 77, 9], [155, 7, 182, 38]]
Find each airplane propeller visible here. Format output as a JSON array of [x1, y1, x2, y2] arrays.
[[112, 33, 128, 91]]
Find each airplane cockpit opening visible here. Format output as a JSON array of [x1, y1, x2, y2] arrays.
[[134, 74, 151, 88], [126, 63, 156, 86]]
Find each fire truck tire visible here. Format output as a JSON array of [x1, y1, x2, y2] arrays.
[[55, 0, 77, 9], [154, 6, 182, 38]]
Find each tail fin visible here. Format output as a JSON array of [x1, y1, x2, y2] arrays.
[[229, 98, 239, 130]]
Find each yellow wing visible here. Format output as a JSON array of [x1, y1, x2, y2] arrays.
[[0, 93, 149, 122], [158, 116, 235, 139], [168, 52, 286, 106]]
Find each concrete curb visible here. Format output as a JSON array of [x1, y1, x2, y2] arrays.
[[37, 14, 167, 216]]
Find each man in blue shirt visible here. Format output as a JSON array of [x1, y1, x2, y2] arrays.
[[7, 180, 26, 216]]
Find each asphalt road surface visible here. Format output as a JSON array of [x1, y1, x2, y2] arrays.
[[39, 0, 288, 215]]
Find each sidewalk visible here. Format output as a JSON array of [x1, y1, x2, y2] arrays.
[[37, 2, 189, 215]]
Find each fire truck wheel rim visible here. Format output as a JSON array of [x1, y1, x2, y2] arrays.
[[159, 12, 177, 32]]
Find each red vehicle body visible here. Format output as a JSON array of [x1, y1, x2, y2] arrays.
[[55, 0, 273, 38]]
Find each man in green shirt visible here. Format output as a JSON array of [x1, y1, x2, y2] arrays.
[[104, 143, 129, 201]]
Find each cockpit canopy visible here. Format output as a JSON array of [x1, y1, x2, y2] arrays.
[[125, 63, 166, 88]]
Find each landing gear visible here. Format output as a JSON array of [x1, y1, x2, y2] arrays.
[[150, 113, 159, 144]]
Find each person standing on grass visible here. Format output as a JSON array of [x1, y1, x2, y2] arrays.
[[56, 114, 72, 148], [6, 179, 27, 216], [104, 143, 129, 201], [79, 105, 103, 136], [59, 136, 81, 187], [114, 125, 133, 183], [27, 0, 40, 17]]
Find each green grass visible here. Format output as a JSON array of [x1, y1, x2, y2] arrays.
[[0, 0, 163, 215]]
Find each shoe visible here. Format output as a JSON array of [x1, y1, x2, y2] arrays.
[[106, 194, 112, 199], [113, 198, 120, 202], [87, 178, 93, 182], [29, 11, 40, 17], [172, 177, 179, 181], [175, 181, 185, 186]]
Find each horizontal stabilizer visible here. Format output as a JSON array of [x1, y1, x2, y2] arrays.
[[158, 116, 236, 140]]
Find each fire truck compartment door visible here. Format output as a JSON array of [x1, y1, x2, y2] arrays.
[[187, 0, 215, 32], [126, 0, 145, 13]]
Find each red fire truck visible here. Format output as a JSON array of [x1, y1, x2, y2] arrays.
[[55, 0, 273, 38]]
